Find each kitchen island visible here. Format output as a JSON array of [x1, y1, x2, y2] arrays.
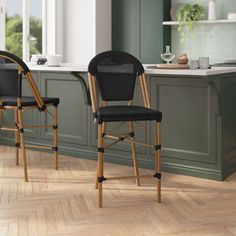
[[1, 64, 236, 180]]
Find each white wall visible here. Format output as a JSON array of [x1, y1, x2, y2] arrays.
[[62, 0, 111, 65], [44, 0, 63, 55]]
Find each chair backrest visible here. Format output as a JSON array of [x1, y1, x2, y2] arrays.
[[0, 50, 45, 110], [0, 61, 18, 96], [88, 51, 144, 102]]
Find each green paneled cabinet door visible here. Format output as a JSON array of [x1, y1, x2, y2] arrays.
[[112, 0, 170, 63], [39, 72, 88, 147], [150, 75, 221, 180]]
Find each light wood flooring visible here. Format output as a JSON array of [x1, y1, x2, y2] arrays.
[[1, 145, 236, 236]]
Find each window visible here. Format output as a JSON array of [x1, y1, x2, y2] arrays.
[[5, 0, 23, 58], [0, 0, 43, 62], [0, 0, 5, 50]]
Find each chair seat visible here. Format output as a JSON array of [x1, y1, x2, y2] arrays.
[[96, 105, 162, 123], [0, 96, 59, 107]]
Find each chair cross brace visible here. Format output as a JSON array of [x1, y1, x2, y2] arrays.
[[105, 133, 160, 150]]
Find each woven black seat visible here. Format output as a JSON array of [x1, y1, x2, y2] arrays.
[[0, 50, 59, 182], [96, 105, 162, 123], [88, 50, 162, 207], [0, 96, 59, 107]]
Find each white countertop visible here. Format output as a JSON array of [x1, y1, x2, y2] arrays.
[[28, 63, 236, 76], [28, 63, 88, 72], [144, 65, 236, 76]]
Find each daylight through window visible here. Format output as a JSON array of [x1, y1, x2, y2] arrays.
[[0, 0, 42, 61]]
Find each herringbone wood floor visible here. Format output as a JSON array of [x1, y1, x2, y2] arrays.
[[1, 145, 236, 236]]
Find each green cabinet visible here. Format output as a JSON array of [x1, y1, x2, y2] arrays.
[[39, 72, 88, 147], [1, 70, 236, 181], [112, 0, 171, 63], [220, 76, 236, 178], [149, 73, 236, 180], [150, 76, 220, 179], [0, 72, 90, 156]]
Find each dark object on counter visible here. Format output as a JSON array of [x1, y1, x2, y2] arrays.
[[37, 58, 47, 65], [0, 50, 59, 182], [88, 50, 162, 207]]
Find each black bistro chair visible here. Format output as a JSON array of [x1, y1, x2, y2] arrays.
[[88, 51, 162, 207], [0, 50, 59, 182]]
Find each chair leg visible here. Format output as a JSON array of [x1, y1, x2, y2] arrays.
[[95, 122, 106, 189], [15, 110, 20, 166], [0, 109, 2, 128], [17, 109, 28, 182], [53, 106, 59, 170], [95, 162, 99, 189], [128, 122, 140, 186], [97, 123, 104, 208], [155, 122, 161, 203]]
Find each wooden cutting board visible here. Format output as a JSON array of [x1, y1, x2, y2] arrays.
[[156, 63, 189, 69]]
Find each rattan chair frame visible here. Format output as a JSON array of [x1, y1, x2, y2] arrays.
[[0, 51, 59, 182], [88, 57, 161, 207]]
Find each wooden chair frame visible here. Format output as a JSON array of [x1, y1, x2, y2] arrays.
[[0, 53, 58, 182], [88, 72, 161, 207]]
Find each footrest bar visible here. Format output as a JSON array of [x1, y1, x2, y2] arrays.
[[107, 174, 153, 181], [25, 144, 52, 150]]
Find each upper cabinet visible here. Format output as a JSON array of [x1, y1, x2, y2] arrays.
[[112, 0, 171, 64]]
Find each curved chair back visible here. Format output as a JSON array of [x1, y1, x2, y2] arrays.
[[88, 51, 144, 102], [0, 50, 45, 110], [0, 58, 18, 97]]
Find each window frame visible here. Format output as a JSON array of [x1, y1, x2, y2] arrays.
[[23, 0, 29, 61]]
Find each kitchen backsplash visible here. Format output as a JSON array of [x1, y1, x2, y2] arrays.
[[171, 0, 236, 64]]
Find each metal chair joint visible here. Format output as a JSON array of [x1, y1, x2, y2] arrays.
[[52, 146, 58, 151], [19, 128, 24, 133], [98, 176, 106, 183], [15, 143, 20, 147], [129, 132, 135, 137], [98, 147, 104, 153], [154, 145, 161, 151], [38, 104, 46, 112], [154, 172, 161, 179], [52, 125, 58, 129]]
